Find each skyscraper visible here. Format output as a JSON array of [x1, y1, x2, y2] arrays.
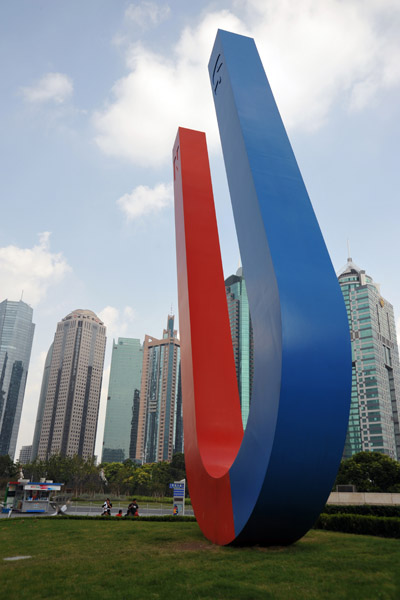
[[225, 268, 254, 428], [31, 342, 53, 462], [338, 258, 400, 460], [102, 337, 143, 463], [36, 309, 106, 460], [135, 315, 182, 463], [18, 445, 32, 464], [0, 299, 35, 459]]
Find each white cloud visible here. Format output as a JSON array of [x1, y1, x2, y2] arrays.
[[93, 10, 244, 166], [93, 1, 400, 167], [98, 305, 136, 340], [123, 306, 135, 321], [21, 72, 73, 104], [125, 2, 170, 28], [117, 182, 172, 220], [244, 0, 397, 126], [0, 232, 71, 306]]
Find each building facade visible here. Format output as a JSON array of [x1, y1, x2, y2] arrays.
[[135, 315, 182, 463], [36, 309, 106, 460], [338, 258, 400, 460], [102, 337, 143, 463], [0, 299, 35, 459], [225, 268, 254, 429], [31, 342, 53, 462], [18, 444, 32, 464]]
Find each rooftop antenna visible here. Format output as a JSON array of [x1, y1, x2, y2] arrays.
[[20, 290, 24, 301], [170, 303, 173, 316], [347, 239, 351, 262], [236, 256, 243, 277]]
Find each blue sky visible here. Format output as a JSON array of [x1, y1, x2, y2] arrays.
[[1, 1, 399, 460]]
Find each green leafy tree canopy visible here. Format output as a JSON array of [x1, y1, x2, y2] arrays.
[[335, 451, 400, 492]]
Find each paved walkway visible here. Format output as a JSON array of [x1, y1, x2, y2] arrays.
[[1, 503, 194, 518]]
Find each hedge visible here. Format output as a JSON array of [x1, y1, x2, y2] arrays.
[[323, 504, 400, 518], [315, 513, 400, 538], [12, 514, 198, 522]]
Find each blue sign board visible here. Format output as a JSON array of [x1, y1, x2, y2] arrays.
[[170, 481, 185, 516]]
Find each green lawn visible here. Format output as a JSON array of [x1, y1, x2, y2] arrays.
[[1, 518, 399, 599]]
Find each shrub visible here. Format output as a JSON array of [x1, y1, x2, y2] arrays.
[[315, 513, 400, 538], [33, 514, 197, 522], [324, 504, 400, 518]]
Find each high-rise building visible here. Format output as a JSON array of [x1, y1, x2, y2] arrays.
[[135, 315, 182, 463], [18, 444, 32, 464], [338, 258, 400, 460], [36, 309, 106, 460], [225, 268, 254, 429], [102, 338, 143, 463], [0, 299, 35, 459], [31, 343, 53, 462]]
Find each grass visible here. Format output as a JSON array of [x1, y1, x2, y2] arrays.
[[1, 519, 399, 599]]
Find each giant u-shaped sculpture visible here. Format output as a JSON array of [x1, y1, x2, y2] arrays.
[[173, 30, 351, 545]]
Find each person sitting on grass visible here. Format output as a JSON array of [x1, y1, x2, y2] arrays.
[[116, 510, 123, 517]]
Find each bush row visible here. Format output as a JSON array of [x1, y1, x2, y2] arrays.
[[315, 512, 400, 538], [28, 514, 197, 522], [324, 504, 400, 518], [69, 495, 192, 505]]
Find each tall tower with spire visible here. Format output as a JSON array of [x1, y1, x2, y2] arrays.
[[338, 258, 400, 460], [134, 315, 182, 463]]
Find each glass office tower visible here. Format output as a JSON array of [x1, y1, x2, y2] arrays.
[[102, 338, 143, 463], [225, 268, 254, 429], [0, 299, 35, 459], [338, 258, 400, 460]]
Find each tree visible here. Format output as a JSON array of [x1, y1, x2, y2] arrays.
[[46, 454, 76, 485], [0, 455, 18, 487], [170, 453, 186, 483], [101, 461, 136, 495], [127, 463, 152, 495], [22, 458, 47, 482], [335, 451, 400, 492], [19, 455, 105, 496], [68, 455, 100, 496], [150, 461, 172, 496]]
